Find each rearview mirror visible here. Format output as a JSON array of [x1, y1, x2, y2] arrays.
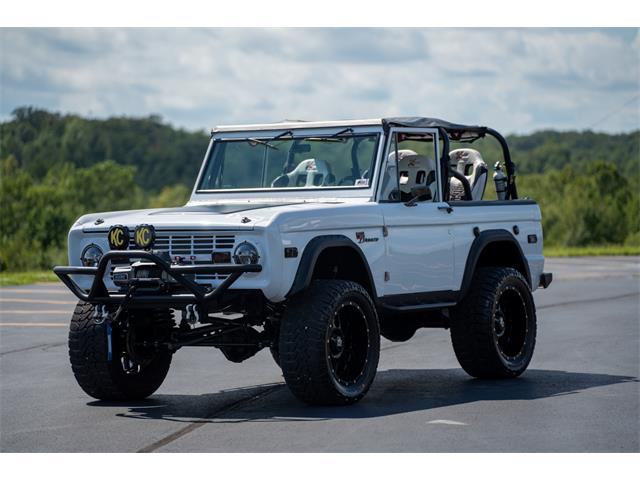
[[291, 144, 311, 153]]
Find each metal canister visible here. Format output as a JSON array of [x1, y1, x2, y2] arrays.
[[493, 161, 507, 200]]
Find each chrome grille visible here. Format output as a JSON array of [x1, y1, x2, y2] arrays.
[[152, 233, 235, 256]]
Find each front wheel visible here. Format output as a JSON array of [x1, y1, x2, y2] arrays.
[[450, 267, 537, 378], [68, 302, 173, 400], [279, 280, 380, 405]]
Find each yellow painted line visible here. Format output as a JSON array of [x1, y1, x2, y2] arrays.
[[0, 310, 71, 315], [0, 289, 69, 294], [0, 322, 67, 327], [0, 298, 77, 305]]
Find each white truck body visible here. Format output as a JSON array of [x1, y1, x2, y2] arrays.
[[57, 116, 552, 405]]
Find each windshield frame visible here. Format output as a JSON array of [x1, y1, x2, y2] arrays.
[[193, 126, 384, 198]]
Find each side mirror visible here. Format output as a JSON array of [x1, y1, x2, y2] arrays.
[[405, 186, 432, 207]]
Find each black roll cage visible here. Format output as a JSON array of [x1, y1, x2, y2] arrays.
[[382, 118, 518, 201]]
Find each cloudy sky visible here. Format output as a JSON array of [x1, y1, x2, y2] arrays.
[[1, 28, 638, 134]]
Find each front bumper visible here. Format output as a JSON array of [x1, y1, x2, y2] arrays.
[[53, 250, 262, 308]]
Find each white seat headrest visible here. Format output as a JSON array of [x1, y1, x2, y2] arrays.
[[450, 148, 485, 173], [388, 149, 437, 194], [284, 158, 333, 187], [449, 148, 488, 201]]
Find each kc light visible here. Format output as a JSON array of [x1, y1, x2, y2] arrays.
[[108, 225, 130, 250], [81, 244, 103, 267], [134, 224, 155, 249], [233, 242, 260, 265]]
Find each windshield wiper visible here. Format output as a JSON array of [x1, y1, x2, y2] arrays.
[[330, 127, 354, 138], [245, 138, 279, 150], [303, 137, 343, 142], [272, 130, 293, 141], [303, 128, 355, 142], [305, 129, 356, 143]]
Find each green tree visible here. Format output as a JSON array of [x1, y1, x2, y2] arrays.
[[149, 184, 191, 208]]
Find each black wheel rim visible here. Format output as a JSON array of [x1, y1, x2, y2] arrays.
[[493, 286, 528, 360], [118, 322, 152, 375], [327, 300, 370, 386]]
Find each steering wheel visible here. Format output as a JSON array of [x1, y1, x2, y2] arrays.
[[448, 167, 473, 201]]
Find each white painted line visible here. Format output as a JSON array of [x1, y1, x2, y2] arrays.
[[0, 298, 77, 305], [427, 419, 468, 426], [0, 310, 71, 315], [0, 322, 67, 327]]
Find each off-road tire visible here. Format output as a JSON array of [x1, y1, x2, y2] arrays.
[[68, 302, 172, 400], [450, 267, 536, 378], [279, 280, 380, 405]]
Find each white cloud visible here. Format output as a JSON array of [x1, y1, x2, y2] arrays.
[[1, 28, 638, 133]]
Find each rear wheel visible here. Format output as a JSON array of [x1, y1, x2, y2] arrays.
[[279, 280, 380, 405], [68, 302, 173, 400], [450, 267, 536, 378]]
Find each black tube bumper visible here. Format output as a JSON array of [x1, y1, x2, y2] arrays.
[[53, 250, 262, 307], [539, 272, 553, 289]]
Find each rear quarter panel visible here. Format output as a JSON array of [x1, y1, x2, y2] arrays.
[[448, 202, 544, 291]]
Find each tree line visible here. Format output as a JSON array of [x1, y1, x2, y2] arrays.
[[0, 107, 638, 271]]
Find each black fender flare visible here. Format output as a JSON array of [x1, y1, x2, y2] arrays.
[[286, 235, 378, 298], [458, 229, 532, 300]]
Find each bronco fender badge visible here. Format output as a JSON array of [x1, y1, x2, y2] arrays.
[[355, 231, 379, 244]]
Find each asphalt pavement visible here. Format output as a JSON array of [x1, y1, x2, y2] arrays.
[[1, 256, 638, 452]]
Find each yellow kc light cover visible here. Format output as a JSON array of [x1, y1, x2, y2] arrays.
[[134, 224, 155, 249], [108, 225, 130, 250]]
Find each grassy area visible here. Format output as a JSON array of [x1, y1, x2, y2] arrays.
[[544, 245, 640, 257], [0, 270, 59, 286]]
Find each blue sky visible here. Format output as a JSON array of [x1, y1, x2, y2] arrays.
[[1, 28, 638, 134]]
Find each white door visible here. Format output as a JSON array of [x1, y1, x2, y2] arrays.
[[378, 128, 455, 297]]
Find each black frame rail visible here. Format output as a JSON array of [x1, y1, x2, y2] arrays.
[[53, 250, 261, 307]]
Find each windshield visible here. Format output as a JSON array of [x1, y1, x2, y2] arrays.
[[197, 132, 379, 191]]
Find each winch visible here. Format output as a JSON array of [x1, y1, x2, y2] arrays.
[[111, 251, 194, 289]]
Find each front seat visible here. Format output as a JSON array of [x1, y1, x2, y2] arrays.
[[271, 158, 335, 188], [449, 148, 488, 201], [389, 149, 437, 201]]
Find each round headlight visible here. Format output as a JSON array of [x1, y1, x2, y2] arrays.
[[233, 242, 260, 265], [81, 244, 103, 267]]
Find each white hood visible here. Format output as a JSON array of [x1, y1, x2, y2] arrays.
[[75, 199, 374, 233], [77, 202, 294, 232]]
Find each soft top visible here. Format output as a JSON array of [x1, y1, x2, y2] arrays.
[[382, 117, 488, 142]]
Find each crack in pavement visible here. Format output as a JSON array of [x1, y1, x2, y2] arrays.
[[537, 291, 639, 311], [136, 341, 405, 452], [136, 384, 284, 453], [0, 341, 66, 356]]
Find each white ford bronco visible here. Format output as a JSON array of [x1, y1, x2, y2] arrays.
[[55, 117, 552, 405]]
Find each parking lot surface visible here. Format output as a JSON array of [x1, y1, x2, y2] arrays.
[[1, 256, 638, 452]]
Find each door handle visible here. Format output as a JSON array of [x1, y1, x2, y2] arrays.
[[438, 205, 453, 214]]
